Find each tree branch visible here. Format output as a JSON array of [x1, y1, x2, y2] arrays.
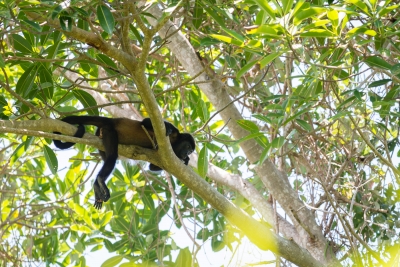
[[0, 119, 160, 167], [145, 4, 339, 266]]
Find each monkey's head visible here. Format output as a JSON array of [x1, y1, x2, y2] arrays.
[[172, 133, 195, 161], [149, 133, 195, 171]]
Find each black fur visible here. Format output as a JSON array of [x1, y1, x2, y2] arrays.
[[53, 116, 195, 209]]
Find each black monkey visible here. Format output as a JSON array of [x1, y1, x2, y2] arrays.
[[53, 116, 195, 209]]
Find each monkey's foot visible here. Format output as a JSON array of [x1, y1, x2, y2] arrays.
[[93, 181, 110, 210], [93, 199, 103, 210]]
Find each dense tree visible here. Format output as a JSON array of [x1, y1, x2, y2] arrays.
[[0, 0, 399, 266]]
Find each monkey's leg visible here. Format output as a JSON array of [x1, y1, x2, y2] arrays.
[[93, 125, 118, 209], [141, 118, 179, 136]]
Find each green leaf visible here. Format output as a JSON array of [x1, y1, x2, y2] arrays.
[[237, 60, 258, 79], [0, 95, 8, 120], [346, 0, 370, 15], [296, 119, 313, 131], [51, 5, 63, 19], [245, 25, 280, 38], [260, 52, 283, 69], [44, 145, 58, 174], [368, 79, 391, 88], [211, 219, 224, 251], [38, 65, 54, 99], [0, 95, 7, 106], [282, 0, 294, 15], [74, 203, 90, 219], [391, 64, 400, 75], [176, 247, 192, 267], [364, 56, 392, 70], [193, 1, 203, 29], [292, 0, 307, 18], [259, 145, 271, 165], [16, 64, 38, 98], [209, 34, 243, 46], [253, 0, 276, 19], [337, 95, 357, 110], [96, 54, 118, 75], [97, 5, 115, 35], [129, 24, 143, 46], [197, 100, 209, 121], [198, 146, 208, 178], [200, 37, 221, 46], [24, 136, 33, 152], [246, 39, 263, 49], [22, 19, 42, 32], [59, 16, 73, 31], [347, 27, 377, 38], [223, 28, 246, 43], [103, 239, 113, 251], [96, 54, 117, 69], [204, 7, 226, 28], [303, 20, 331, 31], [300, 29, 334, 37], [241, 132, 269, 148], [264, 104, 283, 110], [378, 4, 399, 17], [70, 224, 92, 234], [353, 90, 364, 101], [12, 34, 33, 53], [11, 143, 26, 165], [255, 10, 266, 25], [47, 39, 61, 60], [112, 239, 129, 252], [294, 7, 325, 25], [101, 255, 124, 267], [327, 10, 339, 29], [141, 194, 155, 211], [114, 217, 130, 232], [271, 136, 285, 149], [283, 107, 310, 125], [100, 211, 113, 227], [237, 132, 266, 144], [0, 54, 4, 68], [236, 119, 259, 133], [73, 90, 99, 116], [383, 86, 400, 101], [329, 111, 351, 121], [141, 203, 168, 235]]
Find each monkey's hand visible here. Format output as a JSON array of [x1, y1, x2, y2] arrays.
[[93, 178, 110, 209], [183, 156, 190, 165]]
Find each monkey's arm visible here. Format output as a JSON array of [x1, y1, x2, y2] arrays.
[[141, 118, 179, 136]]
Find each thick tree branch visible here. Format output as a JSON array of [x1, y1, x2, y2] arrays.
[[145, 5, 340, 266], [0, 119, 160, 167]]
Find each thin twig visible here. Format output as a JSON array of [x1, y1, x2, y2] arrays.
[[141, 125, 157, 149]]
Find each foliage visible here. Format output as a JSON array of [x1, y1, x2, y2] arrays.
[[0, 0, 399, 266]]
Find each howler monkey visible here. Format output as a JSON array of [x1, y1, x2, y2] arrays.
[[53, 116, 195, 209]]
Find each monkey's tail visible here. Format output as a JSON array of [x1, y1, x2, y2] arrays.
[[53, 116, 111, 149], [61, 116, 113, 128], [53, 124, 85, 149]]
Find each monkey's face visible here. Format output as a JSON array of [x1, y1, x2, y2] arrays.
[[172, 133, 195, 162], [174, 140, 194, 159]]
